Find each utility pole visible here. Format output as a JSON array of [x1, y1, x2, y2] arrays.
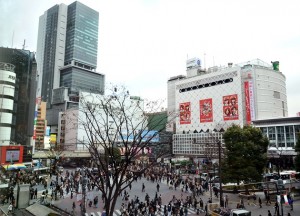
[[81, 170, 87, 216], [218, 139, 223, 207]]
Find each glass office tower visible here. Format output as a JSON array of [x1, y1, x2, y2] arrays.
[[64, 1, 99, 70], [36, 1, 103, 108]]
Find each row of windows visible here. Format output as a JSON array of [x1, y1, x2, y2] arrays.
[[179, 78, 234, 93], [260, 125, 300, 148]]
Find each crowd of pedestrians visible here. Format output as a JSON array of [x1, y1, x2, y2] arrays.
[[1, 162, 297, 216]]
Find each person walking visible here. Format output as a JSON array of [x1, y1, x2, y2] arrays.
[[225, 194, 229, 208], [142, 183, 145, 192], [72, 201, 76, 215], [258, 197, 262, 208], [274, 202, 279, 216], [267, 210, 272, 216], [94, 196, 98, 208], [156, 183, 160, 192], [34, 188, 38, 199], [288, 196, 293, 211], [266, 193, 271, 205]]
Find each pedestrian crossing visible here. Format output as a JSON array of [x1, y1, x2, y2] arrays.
[[85, 210, 121, 216], [84, 206, 198, 216]]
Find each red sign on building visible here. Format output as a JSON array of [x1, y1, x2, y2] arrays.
[[199, 98, 213, 123], [179, 102, 191, 124], [0, 145, 24, 165], [223, 94, 239, 121]]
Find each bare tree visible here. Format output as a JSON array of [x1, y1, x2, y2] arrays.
[[77, 85, 175, 215], [44, 143, 65, 175]]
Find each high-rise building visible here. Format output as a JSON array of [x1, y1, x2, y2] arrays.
[[0, 48, 37, 146], [36, 1, 104, 108], [36, 1, 105, 143]]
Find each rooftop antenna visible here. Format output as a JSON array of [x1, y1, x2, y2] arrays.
[[22, 39, 27, 50], [11, 31, 14, 48]]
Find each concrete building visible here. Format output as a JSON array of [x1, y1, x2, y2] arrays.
[[253, 116, 300, 169], [0, 48, 37, 146], [168, 58, 288, 157], [57, 92, 145, 151], [36, 1, 105, 148], [0, 63, 16, 145]]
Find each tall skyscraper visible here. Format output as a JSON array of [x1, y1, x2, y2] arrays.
[[36, 1, 105, 137], [36, 1, 104, 109]]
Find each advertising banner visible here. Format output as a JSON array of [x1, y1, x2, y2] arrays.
[[249, 81, 255, 121], [223, 94, 239, 121], [244, 81, 255, 124], [119, 147, 152, 156], [6, 150, 20, 161], [244, 81, 251, 124], [118, 130, 159, 143], [199, 98, 213, 123], [179, 102, 191, 124]]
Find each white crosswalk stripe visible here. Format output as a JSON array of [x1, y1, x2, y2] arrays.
[[85, 211, 121, 216]]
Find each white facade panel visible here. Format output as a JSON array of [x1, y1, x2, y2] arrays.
[[0, 98, 14, 110], [0, 127, 11, 145], [175, 68, 244, 133], [252, 68, 287, 119], [0, 113, 13, 124]]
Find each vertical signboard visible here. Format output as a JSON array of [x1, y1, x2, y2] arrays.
[[223, 94, 239, 121], [244, 81, 255, 124], [179, 102, 191, 124], [199, 98, 213, 123], [244, 81, 251, 124]]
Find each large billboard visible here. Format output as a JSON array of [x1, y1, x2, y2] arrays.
[[119, 147, 152, 156], [118, 130, 159, 143], [223, 94, 239, 121], [0, 145, 24, 165], [6, 150, 20, 162], [179, 102, 191, 124], [199, 98, 213, 123]]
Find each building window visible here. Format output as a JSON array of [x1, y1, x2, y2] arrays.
[[294, 125, 300, 134], [261, 127, 268, 137], [273, 91, 280, 99], [285, 126, 294, 148], [268, 127, 276, 147], [276, 126, 285, 147]]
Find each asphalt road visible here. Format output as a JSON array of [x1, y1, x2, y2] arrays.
[[46, 172, 300, 216]]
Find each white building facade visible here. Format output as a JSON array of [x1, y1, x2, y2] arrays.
[[169, 59, 288, 157], [0, 63, 16, 145], [58, 92, 145, 151]]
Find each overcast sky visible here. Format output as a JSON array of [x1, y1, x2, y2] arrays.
[[1, 0, 299, 116]]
